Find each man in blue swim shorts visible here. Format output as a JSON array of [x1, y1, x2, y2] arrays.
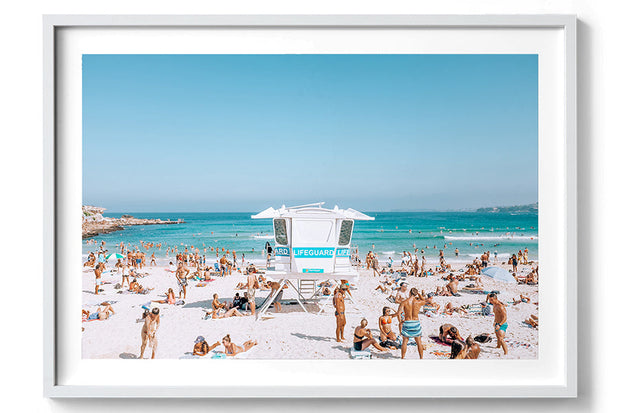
[[488, 293, 508, 355], [397, 287, 427, 359]]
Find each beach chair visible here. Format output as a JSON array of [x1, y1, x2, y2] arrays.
[[349, 347, 372, 359]]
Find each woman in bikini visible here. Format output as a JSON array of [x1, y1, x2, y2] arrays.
[[353, 318, 389, 352], [153, 288, 176, 305], [222, 334, 257, 356], [378, 307, 400, 349]]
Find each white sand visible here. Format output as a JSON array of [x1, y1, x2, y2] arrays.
[[82, 260, 538, 360]]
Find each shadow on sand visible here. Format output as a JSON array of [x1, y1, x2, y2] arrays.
[[183, 297, 269, 309], [290, 332, 333, 342], [331, 344, 400, 359]]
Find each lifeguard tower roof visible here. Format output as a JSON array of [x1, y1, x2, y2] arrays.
[[251, 202, 374, 221]]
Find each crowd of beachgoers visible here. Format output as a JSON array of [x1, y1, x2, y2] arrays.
[[82, 240, 538, 360]]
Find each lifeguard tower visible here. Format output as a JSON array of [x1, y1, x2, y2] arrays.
[[251, 202, 374, 317]]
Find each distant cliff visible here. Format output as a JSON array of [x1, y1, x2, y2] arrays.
[[476, 202, 538, 214], [82, 206, 183, 239]]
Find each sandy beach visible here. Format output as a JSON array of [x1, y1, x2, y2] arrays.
[[82, 258, 538, 360]]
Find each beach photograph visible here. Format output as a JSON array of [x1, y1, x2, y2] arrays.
[[81, 54, 539, 361]]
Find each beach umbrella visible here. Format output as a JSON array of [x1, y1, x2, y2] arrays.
[[105, 252, 125, 260], [481, 266, 516, 284]]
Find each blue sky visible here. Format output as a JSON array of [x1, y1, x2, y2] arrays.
[[82, 54, 538, 212]]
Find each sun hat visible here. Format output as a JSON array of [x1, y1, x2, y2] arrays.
[[195, 336, 205, 343]]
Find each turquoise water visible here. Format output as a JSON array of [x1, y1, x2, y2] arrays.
[[82, 211, 538, 263]]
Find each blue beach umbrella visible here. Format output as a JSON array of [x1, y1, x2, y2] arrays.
[[105, 252, 125, 261], [481, 266, 516, 284]]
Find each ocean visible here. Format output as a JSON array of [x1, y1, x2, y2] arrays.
[[82, 211, 538, 264]]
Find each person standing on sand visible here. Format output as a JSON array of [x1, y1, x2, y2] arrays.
[[333, 287, 346, 342], [487, 293, 508, 355], [397, 288, 426, 359], [269, 281, 283, 312], [139, 307, 160, 359], [176, 262, 190, 300], [247, 270, 259, 316], [94, 263, 103, 295]]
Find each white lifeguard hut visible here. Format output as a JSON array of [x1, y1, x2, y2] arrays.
[[251, 202, 374, 317]]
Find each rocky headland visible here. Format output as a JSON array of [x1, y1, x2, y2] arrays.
[[82, 205, 183, 239]]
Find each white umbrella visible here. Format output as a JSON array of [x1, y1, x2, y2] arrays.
[[105, 253, 125, 260]]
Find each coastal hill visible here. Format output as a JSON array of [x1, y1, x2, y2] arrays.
[[82, 205, 183, 239], [476, 202, 538, 214]]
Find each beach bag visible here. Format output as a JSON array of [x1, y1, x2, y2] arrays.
[[474, 334, 493, 343]]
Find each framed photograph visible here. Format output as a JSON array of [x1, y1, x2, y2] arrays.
[[44, 14, 577, 398]]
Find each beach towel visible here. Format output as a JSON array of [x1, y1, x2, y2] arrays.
[[429, 335, 451, 346], [430, 350, 451, 358], [474, 334, 493, 343], [210, 351, 227, 359], [505, 338, 532, 349], [179, 351, 227, 359], [350, 347, 372, 359]]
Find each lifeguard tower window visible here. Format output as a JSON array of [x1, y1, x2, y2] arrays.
[[338, 220, 354, 246], [274, 219, 288, 245]]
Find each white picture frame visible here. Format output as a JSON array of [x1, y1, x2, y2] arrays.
[[43, 14, 577, 398]]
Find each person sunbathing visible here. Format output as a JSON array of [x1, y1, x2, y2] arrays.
[[192, 336, 220, 356], [524, 271, 538, 284], [212, 293, 230, 311], [524, 314, 539, 328], [153, 288, 176, 305], [388, 282, 409, 303], [82, 303, 115, 321], [423, 295, 441, 313], [129, 278, 151, 294], [375, 284, 390, 294], [443, 302, 467, 315], [318, 280, 333, 289], [512, 294, 531, 305], [353, 318, 389, 352], [222, 334, 257, 356], [446, 276, 460, 296], [435, 286, 451, 297], [212, 306, 245, 319]]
